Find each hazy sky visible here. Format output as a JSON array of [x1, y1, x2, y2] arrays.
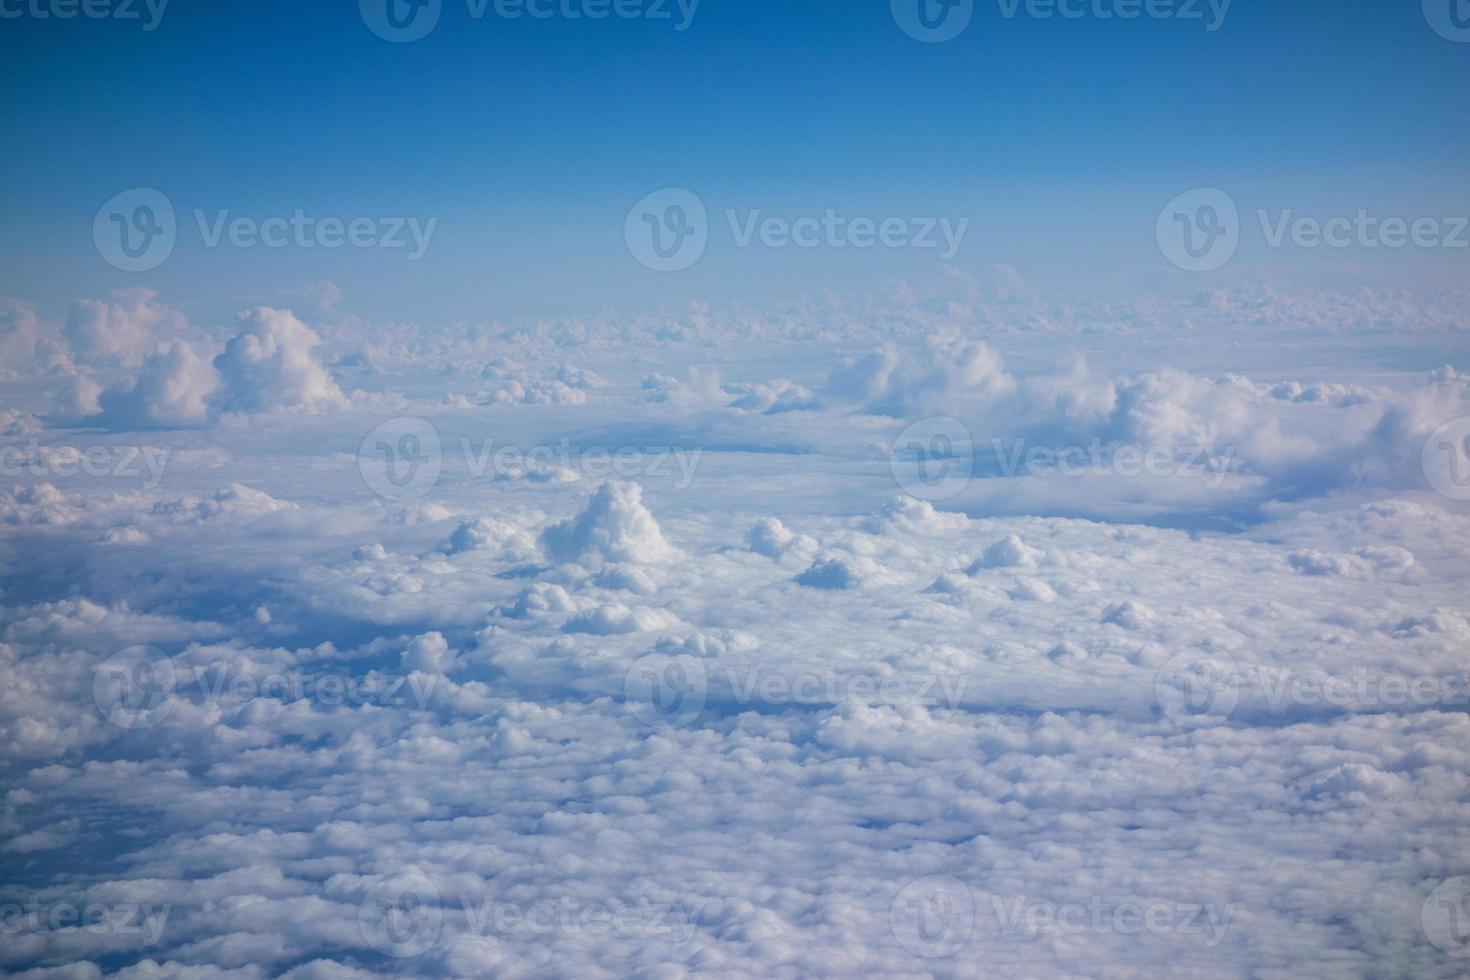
[[2, 0, 1467, 324]]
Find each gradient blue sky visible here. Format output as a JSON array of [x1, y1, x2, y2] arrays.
[[1, 0, 1466, 324]]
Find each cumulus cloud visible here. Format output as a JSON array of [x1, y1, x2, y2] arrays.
[[210, 307, 346, 415], [68, 307, 348, 430], [541, 482, 676, 567], [91, 343, 219, 430], [63, 290, 187, 367], [2, 299, 79, 381]]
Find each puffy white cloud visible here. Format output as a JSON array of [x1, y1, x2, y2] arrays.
[[91, 343, 219, 430], [0, 299, 53, 379], [541, 482, 676, 567], [968, 534, 1042, 570], [210, 308, 345, 415], [820, 337, 1015, 416], [63, 290, 186, 367], [747, 517, 795, 557]]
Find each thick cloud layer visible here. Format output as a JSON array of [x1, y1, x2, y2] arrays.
[[1, 284, 1468, 977]]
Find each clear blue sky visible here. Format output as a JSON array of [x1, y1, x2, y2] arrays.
[[1, 0, 1466, 323]]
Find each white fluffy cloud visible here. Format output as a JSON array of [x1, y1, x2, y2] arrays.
[[541, 482, 677, 567], [92, 343, 219, 429], [209, 308, 346, 415], [63, 290, 187, 367], [74, 307, 346, 429], [1, 287, 1468, 977]]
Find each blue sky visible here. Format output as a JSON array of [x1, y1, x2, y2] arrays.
[[1, 0, 1467, 323]]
